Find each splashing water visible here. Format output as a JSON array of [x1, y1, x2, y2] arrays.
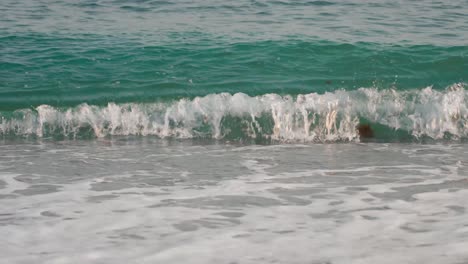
[[1, 85, 466, 142]]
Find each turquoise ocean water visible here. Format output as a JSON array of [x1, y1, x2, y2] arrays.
[[1, 0, 467, 141]]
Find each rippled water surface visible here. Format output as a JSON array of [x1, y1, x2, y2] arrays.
[[2, 0, 468, 44], [2, 1, 467, 142]]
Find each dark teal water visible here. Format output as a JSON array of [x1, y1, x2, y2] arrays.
[[1, 0, 467, 141]]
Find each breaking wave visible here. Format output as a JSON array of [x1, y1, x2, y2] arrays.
[[1, 84, 467, 142]]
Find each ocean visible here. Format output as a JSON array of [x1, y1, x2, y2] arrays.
[[1, 0, 468, 263]]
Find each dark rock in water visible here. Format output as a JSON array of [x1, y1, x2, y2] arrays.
[[357, 124, 374, 138]]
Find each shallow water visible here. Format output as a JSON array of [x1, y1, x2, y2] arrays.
[[1, 139, 467, 263]]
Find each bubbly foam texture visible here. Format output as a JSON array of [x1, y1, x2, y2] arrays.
[[1, 84, 466, 141], [1, 142, 467, 264]]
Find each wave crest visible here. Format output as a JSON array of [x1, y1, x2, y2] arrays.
[[1, 84, 467, 142]]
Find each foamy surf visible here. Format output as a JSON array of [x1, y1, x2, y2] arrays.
[[1, 84, 466, 142], [1, 141, 467, 264]]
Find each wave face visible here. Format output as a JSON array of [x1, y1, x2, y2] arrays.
[[1, 85, 466, 142], [1, 35, 467, 110]]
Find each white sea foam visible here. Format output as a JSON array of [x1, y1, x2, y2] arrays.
[[1, 84, 467, 141], [0, 142, 467, 264]]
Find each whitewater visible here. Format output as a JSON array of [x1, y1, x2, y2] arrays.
[[2, 85, 467, 142]]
